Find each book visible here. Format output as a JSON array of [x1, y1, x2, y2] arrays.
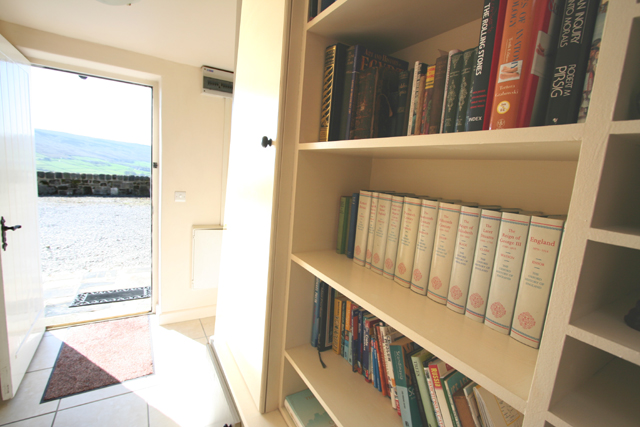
[[317, 282, 332, 351], [545, 0, 600, 125], [371, 192, 393, 274], [453, 387, 476, 427], [411, 199, 441, 295], [420, 65, 437, 134], [428, 53, 450, 134], [396, 69, 412, 136], [364, 192, 380, 268], [408, 62, 430, 135], [443, 371, 471, 427], [427, 202, 463, 304], [466, 0, 508, 131], [465, 210, 503, 323], [473, 386, 523, 427], [350, 307, 361, 372], [374, 323, 390, 397], [332, 294, 346, 354], [311, 277, 322, 347], [353, 190, 372, 266], [411, 348, 439, 427], [336, 195, 351, 254], [462, 382, 483, 427], [353, 67, 400, 139], [346, 192, 359, 259], [577, 0, 608, 123], [484, 212, 531, 334], [284, 389, 337, 427], [446, 206, 482, 313], [318, 43, 348, 142], [380, 325, 403, 411], [428, 359, 457, 427], [454, 47, 477, 132], [442, 51, 465, 133], [390, 337, 421, 427], [394, 196, 423, 288], [383, 194, 407, 279], [425, 364, 445, 427], [319, 0, 335, 12], [439, 49, 462, 133], [307, 0, 318, 22], [510, 216, 564, 348], [406, 348, 431, 427], [339, 46, 409, 141], [362, 313, 381, 382]]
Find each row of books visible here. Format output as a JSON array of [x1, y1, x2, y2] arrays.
[[309, 281, 524, 427], [317, 0, 608, 142], [336, 191, 565, 349]]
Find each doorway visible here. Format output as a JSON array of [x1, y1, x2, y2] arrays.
[[30, 66, 154, 326]]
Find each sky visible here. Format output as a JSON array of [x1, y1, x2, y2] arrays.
[[30, 66, 153, 146]]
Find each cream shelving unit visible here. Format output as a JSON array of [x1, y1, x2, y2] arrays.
[[269, 1, 640, 427]]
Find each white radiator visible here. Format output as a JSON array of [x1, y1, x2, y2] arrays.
[[191, 226, 225, 289]]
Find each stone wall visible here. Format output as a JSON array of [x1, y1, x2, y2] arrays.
[[37, 172, 150, 197]]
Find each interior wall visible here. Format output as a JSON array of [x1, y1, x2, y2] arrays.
[[0, 20, 228, 319]]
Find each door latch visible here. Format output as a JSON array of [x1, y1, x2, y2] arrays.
[[1, 217, 22, 251]]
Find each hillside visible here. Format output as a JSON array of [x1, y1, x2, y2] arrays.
[[35, 129, 151, 176]]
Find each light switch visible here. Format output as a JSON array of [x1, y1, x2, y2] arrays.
[[175, 191, 186, 202]]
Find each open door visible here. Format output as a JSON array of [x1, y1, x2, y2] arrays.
[[0, 34, 45, 400]]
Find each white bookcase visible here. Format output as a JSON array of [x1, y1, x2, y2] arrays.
[[225, 1, 640, 426]]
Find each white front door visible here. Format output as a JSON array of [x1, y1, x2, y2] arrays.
[[0, 34, 45, 400]]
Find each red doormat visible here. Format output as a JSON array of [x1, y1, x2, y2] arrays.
[[42, 316, 154, 402]]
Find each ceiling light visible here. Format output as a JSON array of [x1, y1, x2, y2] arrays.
[[95, 0, 142, 5]]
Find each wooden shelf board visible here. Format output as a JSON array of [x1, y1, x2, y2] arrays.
[[568, 291, 640, 366], [545, 412, 573, 427], [306, 0, 485, 53], [286, 345, 402, 427], [291, 250, 536, 411], [589, 227, 640, 248], [550, 358, 640, 427], [610, 120, 640, 135], [298, 125, 583, 161]]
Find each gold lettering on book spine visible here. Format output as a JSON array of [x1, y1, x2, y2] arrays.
[[319, 45, 337, 142]]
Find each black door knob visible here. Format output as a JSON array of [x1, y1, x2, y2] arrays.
[[1, 216, 22, 251], [261, 136, 273, 148]]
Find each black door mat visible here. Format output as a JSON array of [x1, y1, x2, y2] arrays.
[[70, 287, 151, 307]]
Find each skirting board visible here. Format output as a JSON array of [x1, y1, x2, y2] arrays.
[[157, 305, 216, 325]]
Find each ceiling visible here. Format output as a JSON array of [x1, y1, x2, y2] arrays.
[[0, 0, 238, 71]]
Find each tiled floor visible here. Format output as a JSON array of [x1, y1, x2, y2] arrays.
[[0, 316, 235, 427]]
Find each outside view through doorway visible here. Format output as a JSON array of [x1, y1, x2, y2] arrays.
[[31, 67, 153, 326]]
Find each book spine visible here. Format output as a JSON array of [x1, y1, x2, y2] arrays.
[[352, 67, 379, 140], [427, 203, 463, 304], [396, 70, 411, 136], [317, 281, 328, 350], [410, 199, 441, 295], [383, 195, 405, 279], [336, 196, 349, 254], [440, 50, 461, 133], [394, 197, 422, 288], [466, 0, 508, 131], [371, 192, 393, 274], [365, 192, 380, 268], [444, 374, 471, 427], [426, 368, 446, 427], [342, 300, 349, 359], [332, 297, 344, 354], [577, 1, 608, 123], [311, 278, 321, 347], [413, 63, 430, 135], [455, 47, 478, 132], [442, 51, 465, 133], [429, 364, 456, 427], [421, 65, 436, 134], [318, 43, 347, 142], [446, 206, 482, 313], [339, 45, 358, 140], [307, 0, 318, 22], [484, 212, 531, 334], [429, 54, 450, 134], [407, 351, 430, 427], [412, 352, 439, 427], [510, 217, 564, 348], [391, 342, 422, 427], [346, 192, 359, 258], [465, 211, 503, 323], [353, 190, 372, 266], [545, 0, 600, 125], [374, 325, 389, 396], [407, 62, 421, 135], [453, 390, 476, 427]]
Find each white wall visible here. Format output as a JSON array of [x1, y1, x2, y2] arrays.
[[0, 20, 229, 321]]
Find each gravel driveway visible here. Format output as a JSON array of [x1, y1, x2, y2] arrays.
[[38, 197, 152, 276]]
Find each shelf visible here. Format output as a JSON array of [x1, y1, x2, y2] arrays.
[[298, 125, 583, 161], [568, 290, 640, 366], [610, 120, 640, 135], [588, 227, 640, 249], [306, 0, 484, 53], [291, 250, 537, 412], [285, 345, 401, 427]]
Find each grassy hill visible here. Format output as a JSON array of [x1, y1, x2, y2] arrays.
[[35, 129, 151, 176]]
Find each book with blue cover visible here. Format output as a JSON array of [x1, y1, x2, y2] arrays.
[[284, 389, 337, 427]]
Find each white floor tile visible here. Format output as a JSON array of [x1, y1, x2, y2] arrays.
[[53, 393, 147, 427], [0, 370, 58, 425], [0, 413, 55, 427], [27, 335, 64, 373], [160, 320, 206, 340], [200, 317, 215, 338]]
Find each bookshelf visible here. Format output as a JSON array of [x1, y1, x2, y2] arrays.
[[217, 0, 640, 426]]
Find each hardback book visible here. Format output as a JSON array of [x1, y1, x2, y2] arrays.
[[411, 349, 439, 427], [346, 192, 359, 259], [380, 325, 403, 411], [394, 196, 423, 288], [406, 348, 432, 427], [332, 294, 347, 354], [510, 216, 564, 348], [428, 359, 457, 427], [350, 307, 360, 371], [454, 47, 477, 132], [466, 210, 503, 323], [443, 371, 472, 427], [420, 65, 437, 134], [371, 192, 393, 274], [462, 382, 483, 427], [339, 46, 409, 141], [364, 192, 380, 269], [408, 62, 430, 135], [307, 0, 318, 22], [473, 386, 523, 427], [427, 202, 463, 304], [396, 70, 412, 136], [446, 206, 482, 313], [390, 337, 421, 427], [310, 277, 322, 347], [577, 0, 608, 123], [352, 67, 400, 139], [424, 364, 445, 427], [362, 313, 381, 383], [484, 212, 531, 334], [353, 190, 372, 266], [318, 284, 335, 351], [466, 0, 508, 131], [442, 51, 465, 133], [410, 199, 441, 295], [439, 49, 462, 133], [383, 194, 407, 280], [318, 43, 348, 142], [319, 0, 335, 12], [374, 324, 390, 397], [428, 53, 451, 134], [284, 389, 337, 427], [452, 386, 476, 427], [336, 195, 351, 254], [356, 310, 368, 375], [341, 300, 349, 360], [545, 0, 600, 125]]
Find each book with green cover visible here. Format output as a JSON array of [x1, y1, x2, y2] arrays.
[[411, 349, 438, 427], [284, 389, 337, 427], [336, 196, 351, 254], [442, 370, 471, 427], [455, 47, 477, 132], [390, 336, 421, 427], [442, 50, 465, 133]]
